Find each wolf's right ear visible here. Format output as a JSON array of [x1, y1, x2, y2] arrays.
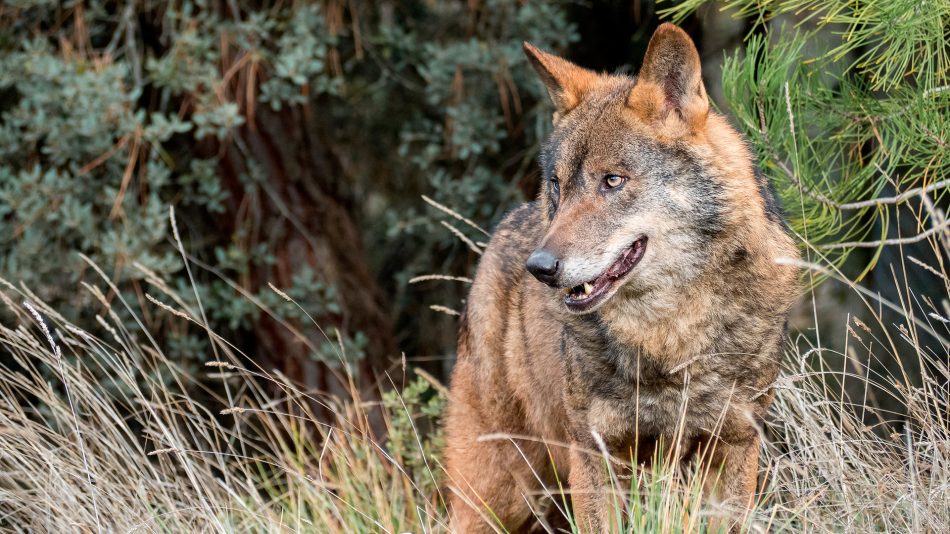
[[523, 42, 600, 119]]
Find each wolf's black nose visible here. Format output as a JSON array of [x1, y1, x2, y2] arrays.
[[526, 249, 560, 286]]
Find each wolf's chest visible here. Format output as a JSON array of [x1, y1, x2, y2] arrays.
[[580, 361, 732, 449]]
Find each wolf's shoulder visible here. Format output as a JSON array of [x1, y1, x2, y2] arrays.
[[493, 202, 543, 235], [486, 202, 544, 252], [476, 202, 544, 282]]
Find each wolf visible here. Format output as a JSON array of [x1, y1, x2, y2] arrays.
[[442, 23, 800, 533]]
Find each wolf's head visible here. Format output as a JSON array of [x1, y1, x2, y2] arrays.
[[523, 24, 769, 315]]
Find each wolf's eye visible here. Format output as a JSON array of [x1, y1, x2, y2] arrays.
[[550, 177, 560, 195], [603, 175, 626, 189]]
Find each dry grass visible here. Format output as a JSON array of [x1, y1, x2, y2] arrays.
[[0, 251, 947, 532], [0, 272, 446, 533]]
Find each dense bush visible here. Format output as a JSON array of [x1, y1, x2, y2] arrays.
[[0, 0, 584, 391]]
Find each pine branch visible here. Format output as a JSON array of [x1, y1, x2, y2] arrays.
[[819, 222, 950, 250], [755, 97, 839, 208], [836, 179, 950, 210]]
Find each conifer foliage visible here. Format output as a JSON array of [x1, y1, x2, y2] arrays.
[[666, 0, 949, 278]]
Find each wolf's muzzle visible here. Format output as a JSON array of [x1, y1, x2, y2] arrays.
[[526, 248, 560, 287]]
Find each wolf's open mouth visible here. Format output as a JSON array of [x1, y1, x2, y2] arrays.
[[562, 236, 648, 313]]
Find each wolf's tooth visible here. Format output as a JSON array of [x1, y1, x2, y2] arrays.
[[583, 282, 593, 295]]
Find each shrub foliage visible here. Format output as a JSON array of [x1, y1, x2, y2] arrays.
[[0, 0, 579, 387]]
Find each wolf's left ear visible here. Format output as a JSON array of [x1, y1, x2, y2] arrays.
[[630, 23, 708, 130], [523, 42, 601, 120]]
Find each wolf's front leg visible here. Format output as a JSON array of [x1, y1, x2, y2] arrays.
[[445, 433, 543, 533], [444, 389, 556, 533], [567, 446, 614, 533], [704, 436, 760, 531]]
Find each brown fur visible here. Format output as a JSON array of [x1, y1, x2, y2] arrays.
[[444, 24, 800, 533]]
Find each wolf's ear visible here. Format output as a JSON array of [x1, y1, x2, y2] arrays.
[[630, 23, 708, 130], [523, 42, 600, 118]]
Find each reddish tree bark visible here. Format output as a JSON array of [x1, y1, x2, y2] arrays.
[[214, 103, 396, 414]]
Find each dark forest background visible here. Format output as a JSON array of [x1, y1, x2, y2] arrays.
[[1, 0, 945, 403]]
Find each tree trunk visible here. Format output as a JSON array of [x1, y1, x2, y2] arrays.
[[216, 102, 396, 416]]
